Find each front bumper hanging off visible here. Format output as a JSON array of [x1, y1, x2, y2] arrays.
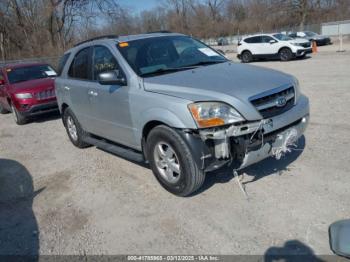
[[177, 96, 310, 172]]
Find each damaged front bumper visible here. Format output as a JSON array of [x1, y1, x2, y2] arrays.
[[177, 95, 310, 172]]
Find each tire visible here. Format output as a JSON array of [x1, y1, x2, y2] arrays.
[[63, 108, 90, 148], [241, 51, 253, 63], [279, 48, 293, 61], [146, 125, 206, 197], [0, 103, 9, 114], [11, 104, 27, 125]]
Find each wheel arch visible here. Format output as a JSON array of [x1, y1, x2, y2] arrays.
[[241, 49, 252, 55], [61, 103, 69, 114], [278, 46, 292, 53]]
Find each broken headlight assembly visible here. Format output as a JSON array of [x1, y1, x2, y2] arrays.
[[188, 102, 244, 128]]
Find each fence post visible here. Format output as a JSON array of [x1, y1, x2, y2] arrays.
[[337, 23, 345, 52]]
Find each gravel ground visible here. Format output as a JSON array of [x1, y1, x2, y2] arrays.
[[0, 42, 349, 257]]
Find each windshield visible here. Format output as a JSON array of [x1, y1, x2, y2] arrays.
[[7, 65, 57, 84], [117, 36, 227, 77], [273, 34, 293, 41], [305, 31, 317, 37]]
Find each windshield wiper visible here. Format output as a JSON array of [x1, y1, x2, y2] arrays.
[[140, 67, 191, 77], [140, 61, 226, 77], [185, 60, 226, 67]]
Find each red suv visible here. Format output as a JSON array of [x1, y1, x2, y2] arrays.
[[0, 62, 58, 125]]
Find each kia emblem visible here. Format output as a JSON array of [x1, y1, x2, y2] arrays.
[[276, 97, 287, 107]]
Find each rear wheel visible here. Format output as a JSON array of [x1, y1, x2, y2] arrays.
[[147, 125, 205, 197], [11, 104, 27, 125], [241, 51, 253, 63], [63, 108, 90, 148], [279, 48, 293, 61]]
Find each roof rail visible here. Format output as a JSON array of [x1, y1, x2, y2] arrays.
[[74, 35, 119, 47], [146, 30, 172, 34]]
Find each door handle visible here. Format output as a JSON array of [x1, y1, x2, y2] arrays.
[[64, 86, 70, 91], [88, 91, 98, 97]]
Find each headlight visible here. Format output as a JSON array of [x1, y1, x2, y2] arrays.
[[188, 102, 244, 128], [291, 42, 302, 46], [15, 93, 32, 99]]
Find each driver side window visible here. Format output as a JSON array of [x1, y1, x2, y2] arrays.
[[92, 46, 119, 81], [261, 36, 274, 43]]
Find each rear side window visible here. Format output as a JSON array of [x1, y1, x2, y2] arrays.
[[68, 47, 91, 80], [244, 36, 261, 44], [57, 53, 70, 76], [92, 46, 119, 80]]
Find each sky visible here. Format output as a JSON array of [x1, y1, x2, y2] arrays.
[[117, 0, 163, 13]]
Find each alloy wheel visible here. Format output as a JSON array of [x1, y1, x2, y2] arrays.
[[153, 142, 181, 184], [67, 116, 78, 141]]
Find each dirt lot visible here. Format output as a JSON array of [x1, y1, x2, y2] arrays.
[[1, 43, 350, 257]]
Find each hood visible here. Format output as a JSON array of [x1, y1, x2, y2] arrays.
[[9, 78, 55, 94], [143, 62, 295, 120], [289, 38, 310, 44]]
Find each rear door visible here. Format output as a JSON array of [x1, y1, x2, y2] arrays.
[[87, 45, 134, 146], [244, 36, 262, 55], [64, 46, 96, 131]]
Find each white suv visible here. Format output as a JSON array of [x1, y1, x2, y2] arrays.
[[237, 33, 312, 63]]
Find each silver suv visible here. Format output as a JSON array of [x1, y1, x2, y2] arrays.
[[55, 32, 309, 196]]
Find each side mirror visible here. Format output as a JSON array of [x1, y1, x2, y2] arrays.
[[98, 70, 127, 86], [329, 219, 350, 258], [269, 40, 277, 44]]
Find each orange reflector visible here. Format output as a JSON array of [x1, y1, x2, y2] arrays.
[[197, 118, 225, 128], [119, 42, 129, 48]]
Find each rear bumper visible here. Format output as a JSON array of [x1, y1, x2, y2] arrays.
[[179, 95, 310, 172], [19, 101, 58, 117]]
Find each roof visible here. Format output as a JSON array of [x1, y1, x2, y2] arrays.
[[0, 62, 48, 70], [67, 32, 185, 54]]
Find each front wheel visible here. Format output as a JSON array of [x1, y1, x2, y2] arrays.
[[147, 125, 205, 197], [11, 104, 27, 125], [279, 48, 293, 61]]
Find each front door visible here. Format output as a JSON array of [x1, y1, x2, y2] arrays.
[[88, 45, 134, 146]]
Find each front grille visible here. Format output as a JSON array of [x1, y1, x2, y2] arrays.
[[34, 89, 56, 100], [250, 86, 295, 118]]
